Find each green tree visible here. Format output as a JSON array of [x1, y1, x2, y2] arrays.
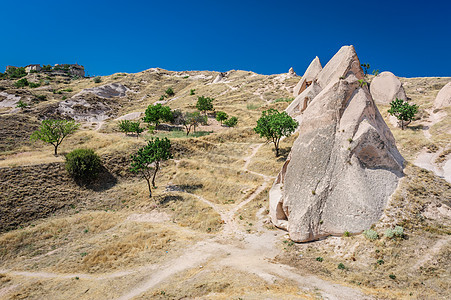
[[224, 116, 238, 127], [31, 119, 80, 155], [130, 138, 173, 198], [181, 111, 204, 135], [143, 103, 174, 128], [65, 148, 102, 183], [118, 120, 132, 135], [215, 111, 228, 125], [254, 109, 298, 157], [388, 98, 419, 130], [196, 96, 214, 115], [129, 121, 144, 138], [6, 67, 27, 79]]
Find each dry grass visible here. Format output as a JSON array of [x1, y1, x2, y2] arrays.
[[136, 266, 307, 299]]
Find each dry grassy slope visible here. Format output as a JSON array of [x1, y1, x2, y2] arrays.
[[0, 69, 450, 299]]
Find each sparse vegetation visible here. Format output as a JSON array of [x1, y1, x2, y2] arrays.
[[165, 87, 175, 96], [224, 116, 238, 127], [190, 89, 195, 95], [180, 111, 204, 135], [14, 78, 29, 88], [30, 119, 80, 155], [388, 98, 419, 130], [254, 109, 298, 157], [16, 100, 29, 109], [93, 76, 102, 83]]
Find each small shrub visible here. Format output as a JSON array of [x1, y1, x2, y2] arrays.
[[28, 82, 40, 88], [65, 148, 102, 183], [384, 228, 394, 238], [15, 78, 29, 88], [190, 89, 195, 95], [93, 76, 102, 83], [183, 75, 189, 79], [343, 231, 351, 237], [338, 263, 346, 270], [62, 96, 67, 100], [159, 95, 165, 100], [363, 229, 379, 240], [224, 116, 238, 127], [16, 100, 29, 109], [36, 95, 47, 101], [377, 259, 384, 265], [389, 274, 396, 280], [316, 257, 324, 262], [393, 226, 404, 238], [165, 87, 174, 96], [246, 103, 260, 110]]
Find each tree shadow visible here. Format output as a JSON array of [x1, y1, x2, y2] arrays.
[[78, 166, 118, 192], [158, 194, 184, 205], [407, 125, 423, 131], [166, 183, 203, 193], [276, 147, 291, 162]]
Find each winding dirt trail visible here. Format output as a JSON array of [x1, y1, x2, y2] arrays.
[[1, 143, 371, 299]]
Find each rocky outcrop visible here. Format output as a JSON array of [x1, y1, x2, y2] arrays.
[[370, 71, 407, 104], [75, 83, 129, 99], [213, 72, 226, 83], [293, 57, 322, 97], [434, 82, 451, 109], [270, 46, 404, 242], [288, 67, 296, 77]]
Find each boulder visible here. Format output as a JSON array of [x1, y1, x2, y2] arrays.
[[288, 67, 297, 77], [434, 82, 451, 109], [270, 47, 404, 242], [370, 71, 407, 104], [293, 56, 322, 97]]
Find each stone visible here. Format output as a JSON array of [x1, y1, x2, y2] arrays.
[[288, 67, 296, 77], [270, 47, 404, 242], [286, 82, 322, 117], [434, 82, 451, 109], [293, 57, 322, 97], [213, 72, 226, 83], [370, 71, 407, 104]]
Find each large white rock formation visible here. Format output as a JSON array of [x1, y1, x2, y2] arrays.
[[369, 71, 407, 104], [270, 46, 404, 242], [434, 82, 451, 109], [292, 56, 322, 97]]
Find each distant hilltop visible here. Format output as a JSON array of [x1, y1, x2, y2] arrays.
[[4, 63, 85, 77]]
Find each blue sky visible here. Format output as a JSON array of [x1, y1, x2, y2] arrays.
[[1, 0, 450, 77]]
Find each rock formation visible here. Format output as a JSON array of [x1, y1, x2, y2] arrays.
[[270, 46, 404, 242], [288, 67, 296, 77], [434, 82, 451, 109], [369, 71, 407, 104], [213, 72, 226, 83], [293, 56, 322, 97]]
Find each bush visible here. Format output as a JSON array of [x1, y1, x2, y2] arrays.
[[65, 148, 102, 182], [6, 67, 27, 79], [93, 76, 102, 83], [16, 100, 29, 109], [384, 228, 394, 238], [224, 116, 238, 127], [28, 82, 40, 88], [338, 263, 346, 270], [190, 89, 196, 95], [393, 226, 404, 238], [165, 87, 174, 96], [316, 257, 324, 262], [363, 229, 379, 240], [15, 78, 29, 88]]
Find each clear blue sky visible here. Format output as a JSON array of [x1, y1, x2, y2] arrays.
[[1, 0, 450, 77]]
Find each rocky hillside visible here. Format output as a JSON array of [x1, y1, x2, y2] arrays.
[[0, 57, 450, 299]]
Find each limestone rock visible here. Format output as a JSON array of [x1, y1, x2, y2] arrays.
[[434, 82, 451, 109], [213, 72, 226, 83], [370, 71, 407, 104], [288, 67, 296, 77], [293, 57, 322, 97], [271, 47, 404, 242]]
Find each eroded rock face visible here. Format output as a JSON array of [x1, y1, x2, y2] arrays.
[[293, 56, 322, 97], [271, 46, 404, 242], [370, 71, 407, 104], [288, 67, 297, 77], [75, 83, 129, 99], [434, 82, 451, 109]]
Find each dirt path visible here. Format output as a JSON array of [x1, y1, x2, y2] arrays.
[[1, 142, 371, 299]]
